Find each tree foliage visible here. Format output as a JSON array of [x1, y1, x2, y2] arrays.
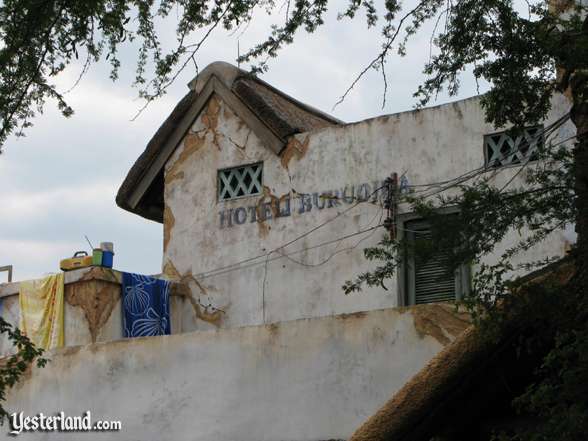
[[0, 317, 46, 424], [344, 125, 575, 296], [2, 1, 585, 149], [1, 0, 588, 439], [0, 0, 262, 148], [335, 2, 588, 440]]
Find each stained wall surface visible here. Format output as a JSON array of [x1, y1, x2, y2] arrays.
[[0, 268, 124, 355], [0, 267, 197, 355], [1, 82, 574, 441], [163, 92, 575, 332], [6, 304, 470, 441], [0, 93, 573, 348]]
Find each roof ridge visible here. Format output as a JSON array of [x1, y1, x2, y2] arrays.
[[237, 74, 344, 125], [116, 61, 342, 222]]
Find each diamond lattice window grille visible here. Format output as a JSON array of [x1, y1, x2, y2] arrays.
[[484, 126, 543, 168], [218, 163, 263, 201]]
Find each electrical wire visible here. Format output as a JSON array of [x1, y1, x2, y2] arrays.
[[495, 129, 585, 195], [195, 185, 386, 280], [192, 114, 577, 282], [197, 223, 384, 280], [404, 114, 572, 200], [406, 114, 570, 191], [278, 202, 386, 268]]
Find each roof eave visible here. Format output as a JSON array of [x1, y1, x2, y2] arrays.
[[116, 74, 287, 221], [116, 61, 343, 222]]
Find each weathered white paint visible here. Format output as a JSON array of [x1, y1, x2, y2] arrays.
[[5, 304, 468, 441], [0, 268, 186, 355], [0, 268, 124, 355], [0, 266, 119, 298], [0, 91, 572, 350], [1, 70, 574, 441], [163, 91, 574, 332]]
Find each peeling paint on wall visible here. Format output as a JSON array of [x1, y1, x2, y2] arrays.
[[336, 311, 368, 321], [255, 186, 282, 238], [78, 267, 121, 284], [162, 260, 227, 327], [202, 96, 222, 149], [192, 297, 225, 326], [165, 98, 228, 186], [166, 132, 206, 185], [163, 206, 175, 253], [65, 281, 119, 343], [162, 89, 571, 332], [163, 260, 182, 280], [410, 304, 471, 346], [181, 270, 226, 327], [281, 136, 310, 170]]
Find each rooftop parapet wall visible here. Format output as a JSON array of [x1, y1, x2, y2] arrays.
[[0, 268, 192, 355], [5, 303, 471, 441]]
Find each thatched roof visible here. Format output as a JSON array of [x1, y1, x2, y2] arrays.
[[116, 61, 342, 222], [349, 258, 575, 441]]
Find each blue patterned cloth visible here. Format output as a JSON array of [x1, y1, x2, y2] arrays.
[[122, 273, 170, 338]]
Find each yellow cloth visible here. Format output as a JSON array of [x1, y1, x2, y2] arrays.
[[19, 273, 64, 350]]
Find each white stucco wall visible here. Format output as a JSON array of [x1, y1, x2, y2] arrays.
[[163, 92, 574, 332], [0, 268, 128, 355], [1, 80, 574, 441], [5, 304, 470, 441]]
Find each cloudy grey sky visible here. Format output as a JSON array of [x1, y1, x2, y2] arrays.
[[0, 1, 487, 282]]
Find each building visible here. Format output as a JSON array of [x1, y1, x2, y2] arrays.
[[0, 61, 574, 440], [348, 259, 576, 441]]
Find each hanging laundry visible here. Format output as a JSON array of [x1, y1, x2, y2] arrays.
[[19, 273, 65, 350], [122, 273, 170, 338]]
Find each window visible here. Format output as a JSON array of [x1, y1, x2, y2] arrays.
[[218, 163, 263, 201], [404, 219, 470, 305], [484, 126, 543, 168]]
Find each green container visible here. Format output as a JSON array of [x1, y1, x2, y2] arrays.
[[92, 249, 103, 266]]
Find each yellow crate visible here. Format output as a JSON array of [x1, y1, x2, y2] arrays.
[[60, 252, 93, 271]]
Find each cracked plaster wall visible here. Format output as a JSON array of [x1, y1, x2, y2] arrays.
[[162, 92, 574, 332], [0, 278, 123, 356], [6, 305, 468, 441]]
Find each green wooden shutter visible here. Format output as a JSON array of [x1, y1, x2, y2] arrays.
[[406, 222, 463, 305], [413, 230, 456, 304]]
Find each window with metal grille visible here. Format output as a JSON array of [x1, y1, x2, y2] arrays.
[[404, 220, 469, 305], [218, 163, 263, 201], [484, 126, 543, 168]]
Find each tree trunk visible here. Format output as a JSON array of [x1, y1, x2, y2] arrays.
[[570, 69, 588, 293]]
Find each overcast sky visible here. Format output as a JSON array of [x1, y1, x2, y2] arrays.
[[0, 1, 488, 282]]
